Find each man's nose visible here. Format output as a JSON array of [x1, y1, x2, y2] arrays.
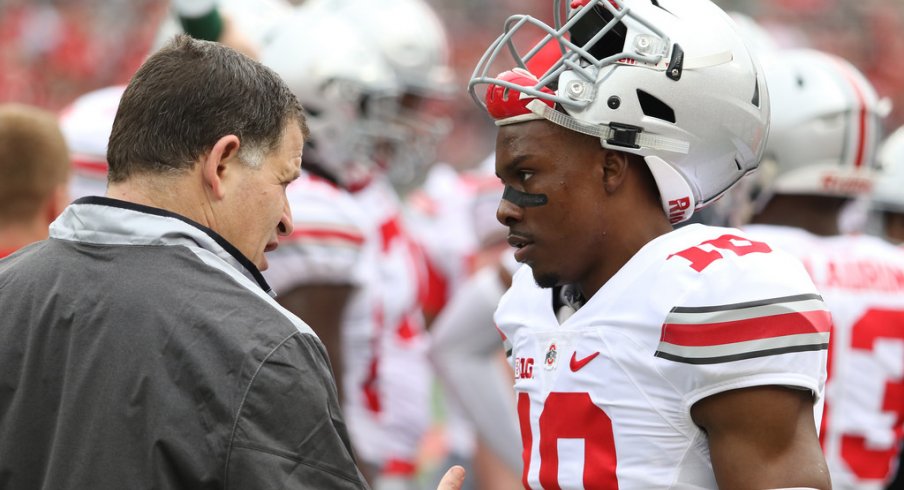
[[277, 201, 293, 236], [497, 198, 523, 227]]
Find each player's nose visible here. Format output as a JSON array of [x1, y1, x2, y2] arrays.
[[497, 197, 523, 227]]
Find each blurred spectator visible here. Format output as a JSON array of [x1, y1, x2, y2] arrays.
[[3, 0, 904, 165], [0, 0, 165, 111]]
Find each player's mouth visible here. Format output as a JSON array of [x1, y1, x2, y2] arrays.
[[507, 232, 534, 262]]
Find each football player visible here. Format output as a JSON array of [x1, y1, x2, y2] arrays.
[[871, 126, 904, 244], [742, 49, 904, 490], [260, 6, 392, 483], [469, 0, 832, 488], [295, 1, 455, 488], [262, 4, 443, 488]]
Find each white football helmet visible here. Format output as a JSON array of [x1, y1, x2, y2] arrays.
[[469, 0, 770, 224], [757, 49, 886, 200], [727, 12, 779, 55], [872, 125, 904, 213], [306, 0, 454, 187], [261, 7, 402, 189], [59, 85, 125, 200], [308, 0, 453, 97]]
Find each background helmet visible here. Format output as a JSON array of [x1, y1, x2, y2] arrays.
[[469, 0, 770, 224], [758, 49, 887, 199], [872, 125, 904, 213], [309, 0, 453, 98], [261, 6, 401, 189], [307, 0, 454, 189]]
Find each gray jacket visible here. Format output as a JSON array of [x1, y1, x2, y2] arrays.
[[0, 197, 368, 489]]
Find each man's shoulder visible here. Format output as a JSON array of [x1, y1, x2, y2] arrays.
[[659, 224, 809, 284]]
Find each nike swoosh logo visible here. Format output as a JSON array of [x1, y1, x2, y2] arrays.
[[570, 351, 600, 372]]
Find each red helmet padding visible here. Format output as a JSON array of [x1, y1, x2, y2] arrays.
[[485, 69, 555, 120]]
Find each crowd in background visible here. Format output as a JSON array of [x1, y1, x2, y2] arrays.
[[5, 0, 904, 177]]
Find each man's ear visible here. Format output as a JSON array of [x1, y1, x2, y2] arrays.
[[601, 149, 630, 194], [202, 134, 241, 200]]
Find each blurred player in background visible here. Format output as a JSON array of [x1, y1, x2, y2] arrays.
[[870, 126, 904, 245], [58, 85, 123, 201], [469, 0, 832, 487], [260, 6, 391, 484], [0, 103, 70, 257], [741, 48, 904, 490], [424, 157, 523, 489], [264, 1, 453, 488]]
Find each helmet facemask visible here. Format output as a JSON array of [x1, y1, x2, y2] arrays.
[[469, 0, 770, 224]]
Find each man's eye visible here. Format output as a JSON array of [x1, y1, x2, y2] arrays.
[[520, 171, 534, 182]]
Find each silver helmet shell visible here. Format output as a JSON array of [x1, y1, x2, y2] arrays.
[[469, 0, 770, 224]]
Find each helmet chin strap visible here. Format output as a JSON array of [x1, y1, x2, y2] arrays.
[[507, 98, 697, 224], [519, 99, 691, 155]]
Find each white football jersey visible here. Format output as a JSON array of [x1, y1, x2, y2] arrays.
[[745, 224, 904, 490], [58, 85, 125, 201], [406, 161, 506, 317], [265, 171, 374, 291], [496, 224, 830, 489], [348, 175, 432, 466], [262, 171, 381, 463], [405, 163, 480, 314]]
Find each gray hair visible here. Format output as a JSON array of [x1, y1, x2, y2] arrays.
[[107, 34, 306, 182]]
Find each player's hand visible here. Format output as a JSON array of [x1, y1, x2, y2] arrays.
[[436, 465, 466, 490]]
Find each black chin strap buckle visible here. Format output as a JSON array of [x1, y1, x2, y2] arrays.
[[606, 122, 642, 149]]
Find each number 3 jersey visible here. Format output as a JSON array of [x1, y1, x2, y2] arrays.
[[744, 224, 904, 490], [495, 223, 831, 489]]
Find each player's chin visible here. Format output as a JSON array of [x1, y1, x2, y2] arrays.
[[531, 268, 560, 289]]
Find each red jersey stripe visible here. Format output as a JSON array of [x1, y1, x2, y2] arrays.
[[661, 309, 832, 347], [72, 158, 108, 175], [286, 227, 365, 245], [832, 58, 868, 168]]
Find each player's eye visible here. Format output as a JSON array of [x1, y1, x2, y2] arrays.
[[519, 170, 534, 182]]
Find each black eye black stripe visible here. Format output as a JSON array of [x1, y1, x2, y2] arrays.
[[503, 185, 548, 207]]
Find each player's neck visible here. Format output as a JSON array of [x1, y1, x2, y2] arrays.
[[578, 210, 673, 300], [751, 194, 846, 237]]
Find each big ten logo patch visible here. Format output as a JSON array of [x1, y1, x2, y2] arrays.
[[515, 357, 534, 379]]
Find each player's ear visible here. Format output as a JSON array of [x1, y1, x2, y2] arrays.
[[601, 149, 629, 194]]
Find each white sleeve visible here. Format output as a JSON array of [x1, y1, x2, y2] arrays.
[[655, 242, 830, 417], [428, 266, 522, 473], [264, 178, 371, 292]]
